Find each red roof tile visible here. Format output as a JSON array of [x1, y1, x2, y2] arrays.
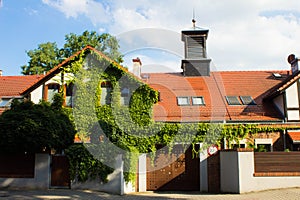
[[288, 131, 300, 143], [0, 75, 44, 98], [145, 70, 290, 122]]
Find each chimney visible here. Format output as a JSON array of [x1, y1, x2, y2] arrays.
[[132, 57, 142, 78], [0, 70, 2, 76], [287, 54, 299, 74]]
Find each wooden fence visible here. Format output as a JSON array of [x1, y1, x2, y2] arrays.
[[0, 153, 35, 178], [254, 152, 300, 176]]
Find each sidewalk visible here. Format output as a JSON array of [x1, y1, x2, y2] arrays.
[[1, 187, 300, 200]]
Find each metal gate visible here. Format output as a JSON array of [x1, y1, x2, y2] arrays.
[[147, 145, 200, 191], [51, 155, 70, 188]]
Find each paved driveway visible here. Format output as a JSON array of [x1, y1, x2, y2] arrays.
[[1, 188, 300, 200]]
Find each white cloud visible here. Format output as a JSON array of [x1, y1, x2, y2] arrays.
[[42, 0, 110, 25], [24, 7, 38, 16], [43, 0, 300, 71]]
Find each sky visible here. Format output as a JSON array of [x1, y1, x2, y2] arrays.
[[0, 0, 300, 75]]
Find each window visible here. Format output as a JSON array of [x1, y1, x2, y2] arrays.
[[240, 96, 256, 105], [192, 96, 205, 105], [0, 98, 12, 107], [177, 97, 190, 106], [65, 83, 74, 107], [121, 88, 130, 105], [254, 138, 273, 152], [121, 88, 129, 97], [47, 84, 60, 103], [100, 81, 112, 105], [0, 98, 22, 107], [226, 96, 241, 105]]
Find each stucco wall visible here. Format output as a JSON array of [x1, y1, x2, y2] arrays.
[[30, 85, 43, 104], [71, 154, 135, 195], [220, 150, 300, 193]]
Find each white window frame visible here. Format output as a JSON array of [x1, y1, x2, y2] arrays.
[[254, 138, 273, 152], [177, 96, 190, 106], [192, 96, 205, 106]]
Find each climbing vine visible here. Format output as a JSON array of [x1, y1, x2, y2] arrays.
[[63, 48, 300, 184]]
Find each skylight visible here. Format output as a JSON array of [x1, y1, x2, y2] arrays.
[[177, 97, 190, 106], [272, 73, 282, 78], [225, 96, 241, 105], [192, 96, 205, 105], [240, 96, 256, 105]]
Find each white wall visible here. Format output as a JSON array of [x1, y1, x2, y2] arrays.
[[29, 72, 74, 104], [286, 82, 299, 108], [220, 150, 300, 193], [286, 82, 300, 121], [0, 154, 50, 189], [30, 85, 43, 104]]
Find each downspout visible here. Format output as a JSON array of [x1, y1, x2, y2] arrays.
[[212, 73, 231, 149]]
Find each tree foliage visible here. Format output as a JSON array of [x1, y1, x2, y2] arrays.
[[0, 97, 76, 153], [21, 31, 123, 75], [21, 42, 61, 75]]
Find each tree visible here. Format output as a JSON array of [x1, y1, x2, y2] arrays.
[[21, 31, 123, 75], [21, 42, 61, 75], [0, 97, 76, 153]]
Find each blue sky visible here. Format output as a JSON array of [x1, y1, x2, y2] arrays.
[[1, 0, 300, 75]]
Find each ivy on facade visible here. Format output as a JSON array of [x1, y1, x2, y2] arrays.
[[64, 48, 300, 184]]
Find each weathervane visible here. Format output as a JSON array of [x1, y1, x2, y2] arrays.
[[192, 8, 196, 29]]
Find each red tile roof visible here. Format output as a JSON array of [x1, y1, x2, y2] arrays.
[[0, 75, 43, 115], [287, 131, 300, 143], [0, 75, 43, 98], [145, 70, 290, 122]]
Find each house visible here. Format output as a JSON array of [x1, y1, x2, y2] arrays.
[[1, 20, 300, 193], [0, 74, 44, 114]]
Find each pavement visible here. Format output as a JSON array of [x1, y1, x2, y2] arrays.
[[1, 187, 300, 200]]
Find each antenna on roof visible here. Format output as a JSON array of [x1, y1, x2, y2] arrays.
[[192, 8, 196, 29]]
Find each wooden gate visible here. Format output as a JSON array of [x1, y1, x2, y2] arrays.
[[147, 145, 200, 191], [51, 155, 70, 188], [207, 152, 220, 193]]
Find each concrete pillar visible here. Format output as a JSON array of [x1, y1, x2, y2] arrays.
[[34, 153, 51, 189], [220, 150, 240, 193], [138, 154, 147, 192], [199, 143, 208, 192]]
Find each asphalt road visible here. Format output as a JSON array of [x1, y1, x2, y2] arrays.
[[1, 187, 300, 200]]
